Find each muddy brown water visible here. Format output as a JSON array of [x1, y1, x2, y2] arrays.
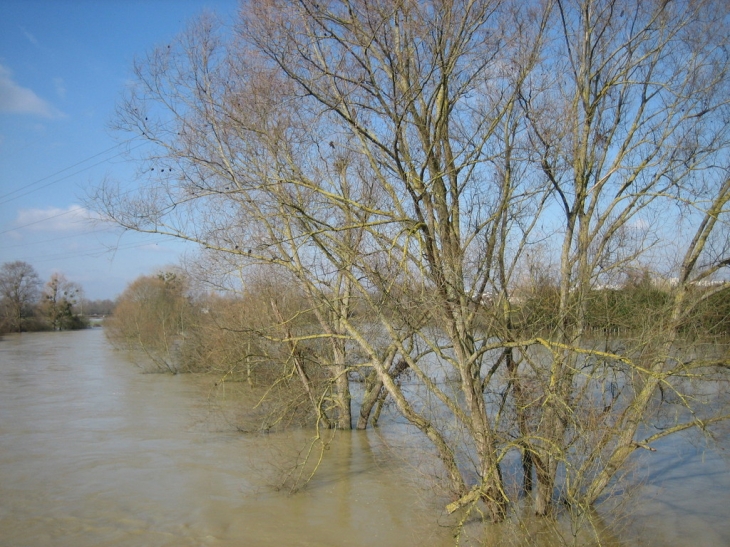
[[1, 329, 729, 546]]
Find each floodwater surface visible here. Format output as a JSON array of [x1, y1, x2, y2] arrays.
[[1, 329, 729, 546]]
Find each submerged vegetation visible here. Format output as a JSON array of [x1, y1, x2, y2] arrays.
[[107, 265, 730, 539]]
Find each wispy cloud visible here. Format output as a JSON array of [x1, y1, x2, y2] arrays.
[[20, 26, 40, 47], [0, 64, 64, 118], [53, 77, 66, 100], [15, 205, 104, 232]]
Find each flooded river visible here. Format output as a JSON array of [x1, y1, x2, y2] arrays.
[[1, 329, 729, 546]]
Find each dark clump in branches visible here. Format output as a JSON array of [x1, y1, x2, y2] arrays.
[[0, 261, 89, 333]]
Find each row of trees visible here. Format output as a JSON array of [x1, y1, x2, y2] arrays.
[[94, 0, 730, 538], [514, 269, 730, 337], [0, 261, 111, 333], [108, 266, 730, 406]]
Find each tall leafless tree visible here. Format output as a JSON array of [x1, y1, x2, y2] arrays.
[[92, 0, 730, 529]]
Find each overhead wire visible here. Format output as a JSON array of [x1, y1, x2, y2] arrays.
[[0, 115, 182, 208], [0, 139, 148, 207], [1, 118, 192, 271], [10, 235, 185, 265], [0, 208, 87, 236], [0, 229, 115, 250]]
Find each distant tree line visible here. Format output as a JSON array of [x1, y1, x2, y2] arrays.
[[508, 269, 730, 338], [0, 261, 115, 334]]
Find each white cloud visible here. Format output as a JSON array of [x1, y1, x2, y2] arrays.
[[137, 242, 175, 254], [0, 64, 64, 118], [628, 218, 650, 231], [15, 205, 103, 232]]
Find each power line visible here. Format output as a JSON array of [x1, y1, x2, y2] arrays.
[[0, 208, 83, 236], [11, 236, 184, 265], [0, 139, 148, 207], [0, 142, 125, 201], [0, 116, 180, 206], [0, 229, 114, 250]]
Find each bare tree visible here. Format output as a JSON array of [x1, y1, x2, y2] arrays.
[[94, 11, 395, 431], [91, 0, 730, 532], [510, 0, 730, 516], [105, 271, 192, 372], [0, 261, 41, 333], [40, 273, 84, 331]]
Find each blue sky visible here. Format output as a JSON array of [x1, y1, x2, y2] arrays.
[[0, 0, 238, 300]]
